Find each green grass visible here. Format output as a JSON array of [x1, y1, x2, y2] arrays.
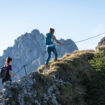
[[4, 45, 105, 105]]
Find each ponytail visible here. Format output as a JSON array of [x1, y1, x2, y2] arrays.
[[5, 56, 12, 66]]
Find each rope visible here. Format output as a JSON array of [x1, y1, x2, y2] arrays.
[[14, 35, 46, 75], [75, 32, 105, 43], [14, 51, 46, 75]]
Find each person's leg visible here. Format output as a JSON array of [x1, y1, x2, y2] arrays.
[[52, 47, 58, 61], [46, 47, 52, 65], [2, 79, 4, 84]]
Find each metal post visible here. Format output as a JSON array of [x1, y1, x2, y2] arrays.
[[23, 65, 27, 75]]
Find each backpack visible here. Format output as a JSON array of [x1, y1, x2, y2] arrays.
[[0, 67, 7, 79], [46, 33, 53, 45]]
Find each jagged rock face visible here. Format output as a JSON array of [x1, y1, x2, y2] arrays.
[[98, 36, 105, 46], [1, 72, 61, 105], [0, 50, 95, 105], [0, 29, 78, 89], [1, 43, 105, 105]]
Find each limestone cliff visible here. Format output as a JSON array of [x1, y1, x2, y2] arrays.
[[1, 45, 105, 105], [0, 49, 94, 105]]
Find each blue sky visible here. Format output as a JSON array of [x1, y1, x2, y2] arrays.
[[0, 0, 105, 55]]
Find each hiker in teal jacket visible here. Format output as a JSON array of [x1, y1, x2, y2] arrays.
[[45, 28, 64, 67]]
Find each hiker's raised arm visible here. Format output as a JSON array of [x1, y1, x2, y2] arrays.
[[52, 35, 64, 45]]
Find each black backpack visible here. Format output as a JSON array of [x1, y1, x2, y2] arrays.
[[0, 67, 7, 79]]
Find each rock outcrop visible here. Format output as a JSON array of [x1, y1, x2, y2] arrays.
[[98, 36, 105, 46], [0, 50, 95, 105], [1, 45, 105, 105]]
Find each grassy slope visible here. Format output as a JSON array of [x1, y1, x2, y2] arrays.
[[3, 45, 105, 105], [38, 50, 95, 105], [38, 45, 105, 105]]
